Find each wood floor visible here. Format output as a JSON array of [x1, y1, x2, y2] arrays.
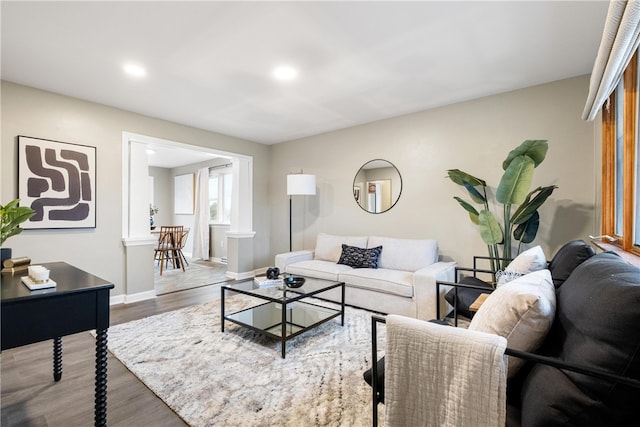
[[1, 283, 228, 426]]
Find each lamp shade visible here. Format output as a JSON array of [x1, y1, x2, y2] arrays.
[[287, 174, 316, 196]]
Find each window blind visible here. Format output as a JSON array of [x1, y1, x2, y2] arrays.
[[583, 0, 640, 121]]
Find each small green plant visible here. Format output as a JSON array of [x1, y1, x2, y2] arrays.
[[1, 199, 35, 246], [447, 140, 557, 272]]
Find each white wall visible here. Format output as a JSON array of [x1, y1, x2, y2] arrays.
[[1, 81, 271, 297], [269, 76, 597, 265]]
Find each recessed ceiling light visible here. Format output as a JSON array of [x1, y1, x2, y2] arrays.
[[146, 149, 155, 154], [272, 65, 298, 81], [124, 63, 146, 78]]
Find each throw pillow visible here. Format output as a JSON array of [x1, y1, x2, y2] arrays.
[[337, 244, 383, 269], [469, 269, 556, 378], [444, 276, 494, 319], [497, 245, 547, 286]]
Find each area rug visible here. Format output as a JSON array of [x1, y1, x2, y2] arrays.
[[106, 295, 386, 426]]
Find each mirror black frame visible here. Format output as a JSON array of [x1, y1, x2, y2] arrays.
[[353, 159, 402, 214]]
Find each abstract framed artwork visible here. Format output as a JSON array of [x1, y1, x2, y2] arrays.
[[18, 135, 96, 229]]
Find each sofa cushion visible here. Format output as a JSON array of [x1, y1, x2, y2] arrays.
[[469, 269, 556, 378], [520, 252, 640, 426], [314, 233, 368, 262], [367, 236, 437, 272], [497, 245, 547, 286], [339, 268, 414, 298], [338, 244, 383, 269], [547, 239, 595, 288], [444, 276, 494, 319], [285, 259, 353, 281]]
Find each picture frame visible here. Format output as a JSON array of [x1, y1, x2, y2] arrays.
[[18, 135, 96, 229], [174, 173, 194, 214]]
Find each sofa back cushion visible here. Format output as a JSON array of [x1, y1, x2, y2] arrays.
[[520, 252, 640, 426], [367, 236, 438, 272], [547, 239, 595, 288], [314, 233, 368, 262]]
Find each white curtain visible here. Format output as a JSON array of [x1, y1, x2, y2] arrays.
[[583, 0, 640, 121], [191, 167, 210, 260]]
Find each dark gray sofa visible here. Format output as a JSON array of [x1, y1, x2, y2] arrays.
[[365, 241, 640, 426]]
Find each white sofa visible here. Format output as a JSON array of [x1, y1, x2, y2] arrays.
[[275, 233, 456, 320]]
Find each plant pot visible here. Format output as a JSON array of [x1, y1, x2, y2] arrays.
[[1, 247, 12, 267]]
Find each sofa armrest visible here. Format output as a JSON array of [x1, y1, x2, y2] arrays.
[[275, 250, 314, 272], [413, 261, 456, 321]]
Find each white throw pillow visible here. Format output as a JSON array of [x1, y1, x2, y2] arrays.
[[313, 233, 368, 262], [469, 269, 556, 377], [498, 245, 547, 285]]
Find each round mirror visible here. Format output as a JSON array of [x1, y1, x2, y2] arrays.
[[353, 159, 402, 213]]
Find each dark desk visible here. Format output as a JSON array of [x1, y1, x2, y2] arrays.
[[1, 262, 114, 427]]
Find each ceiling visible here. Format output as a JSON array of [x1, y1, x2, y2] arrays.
[[2, 1, 608, 149]]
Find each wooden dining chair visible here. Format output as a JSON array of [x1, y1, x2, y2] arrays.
[[154, 226, 185, 275]]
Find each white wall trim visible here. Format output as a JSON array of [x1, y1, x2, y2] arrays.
[[110, 289, 157, 305], [226, 270, 255, 280], [226, 231, 256, 239], [122, 237, 157, 247]]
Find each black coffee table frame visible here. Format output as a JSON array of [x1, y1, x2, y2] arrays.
[[221, 278, 345, 358]]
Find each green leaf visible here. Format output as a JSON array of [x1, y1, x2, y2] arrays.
[[463, 182, 485, 204], [453, 197, 480, 224], [446, 169, 486, 187], [496, 155, 535, 205], [502, 140, 548, 170], [478, 210, 503, 245], [1, 199, 35, 246], [514, 211, 540, 243], [511, 185, 558, 224]]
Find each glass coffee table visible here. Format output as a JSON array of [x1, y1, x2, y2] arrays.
[[221, 277, 345, 358]]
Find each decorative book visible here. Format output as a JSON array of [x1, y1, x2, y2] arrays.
[[21, 276, 57, 290], [254, 276, 282, 287]]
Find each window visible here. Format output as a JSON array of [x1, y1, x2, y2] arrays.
[[209, 167, 232, 224], [602, 49, 639, 255]]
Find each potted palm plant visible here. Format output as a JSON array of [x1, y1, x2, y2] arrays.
[[1, 199, 36, 265], [447, 140, 557, 273]]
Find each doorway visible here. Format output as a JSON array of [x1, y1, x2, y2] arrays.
[[122, 132, 253, 297]]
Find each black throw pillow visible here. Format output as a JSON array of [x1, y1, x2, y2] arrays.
[[337, 244, 383, 269], [444, 276, 493, 319], [520, 252, 640, 426], [547, 240, 595, 288]]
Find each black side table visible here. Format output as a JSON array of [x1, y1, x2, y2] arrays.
[[1, 262, 114, 427]]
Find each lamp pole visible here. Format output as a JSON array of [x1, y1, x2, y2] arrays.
[[287, 173, 316, 253]]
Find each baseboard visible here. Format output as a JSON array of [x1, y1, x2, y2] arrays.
[[110, 290, 156, 305], [254, 267, 269, 276], [226, 271, 255, 280]]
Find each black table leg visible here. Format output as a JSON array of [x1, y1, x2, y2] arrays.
[[221, 287, 225, 332], [281, 305, 287, 358], [53, 337, 62, 381], [95, 328, 108, 427], [341, 284, 345, 326]]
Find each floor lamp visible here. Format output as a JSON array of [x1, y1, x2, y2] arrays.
[[287, 174, 316, 252]]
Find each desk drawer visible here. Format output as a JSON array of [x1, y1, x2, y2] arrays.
[[2, 291, 104, 350]]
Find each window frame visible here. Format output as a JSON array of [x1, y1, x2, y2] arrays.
[[602, 50, 639, 257], [208, 166, 232, 225]]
